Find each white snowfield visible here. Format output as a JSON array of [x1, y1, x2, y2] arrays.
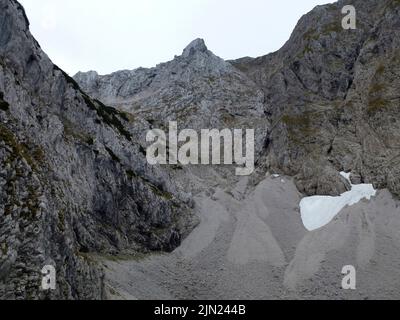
[[300, 172, 377, 231]]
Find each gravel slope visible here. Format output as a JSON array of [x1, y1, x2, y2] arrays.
[[102, 175, 400, 300]]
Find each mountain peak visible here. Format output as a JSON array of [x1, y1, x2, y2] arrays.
[[182, 38, 208, 57]]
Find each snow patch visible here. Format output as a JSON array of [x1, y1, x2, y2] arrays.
[[300, 172, 377, 231]]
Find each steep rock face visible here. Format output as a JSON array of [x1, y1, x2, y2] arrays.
[[232, 0, 400, 196], [75, 38, 270, 162], [2, 0, 400, 301], [0, 0, 194, 300], [75, 0, 400, 197]]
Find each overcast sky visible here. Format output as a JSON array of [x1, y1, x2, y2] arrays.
[[19, 0, 332, 75]]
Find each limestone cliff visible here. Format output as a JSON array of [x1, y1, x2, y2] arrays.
[[0, 0, 195, 299]]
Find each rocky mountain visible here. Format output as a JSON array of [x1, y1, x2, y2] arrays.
[[0, 0, 196, 299], [232, 0, 400, 197], [74, 38, 269, 164], [1, 0, 400, 300], [76, 0, 400, 199], [75, 0, 400, 300]]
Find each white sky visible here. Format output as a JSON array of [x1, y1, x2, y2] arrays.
[[19, 0, 332, 75]]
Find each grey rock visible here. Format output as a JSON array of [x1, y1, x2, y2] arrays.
[[75, 0, 400, 199], [182, 38, 208, 57], [2, 0, 400, 300], [231, 0, 400, 196], [295, 161, 351, 196], [0, 0, 196, 300]]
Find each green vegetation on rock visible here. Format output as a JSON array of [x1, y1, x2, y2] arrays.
[[82, 94, 132, 141]]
